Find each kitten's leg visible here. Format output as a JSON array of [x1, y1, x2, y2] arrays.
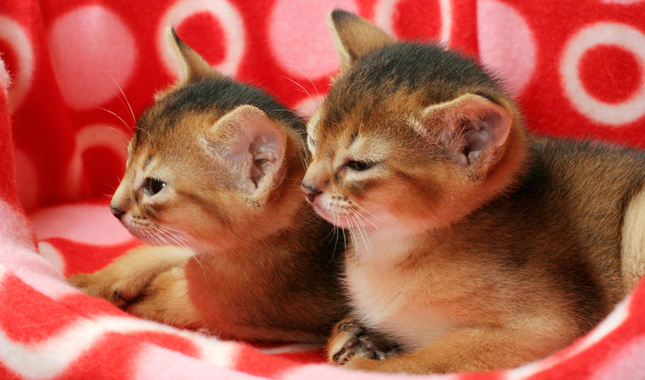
[[343, 324, 568, 374], [327, 318, 400, 364], [125, 266, 202, 328], [68, 245, 193, 306]]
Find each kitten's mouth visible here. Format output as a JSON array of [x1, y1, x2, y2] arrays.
[[122, 222, 155, 244], [311, 201, 365, 230], [122, 216, 187, 247]]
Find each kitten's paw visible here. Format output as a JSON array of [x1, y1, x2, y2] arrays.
[[68, 245, 192, 308], [68, 272, 146, 307], [328, 320, 399, 365]]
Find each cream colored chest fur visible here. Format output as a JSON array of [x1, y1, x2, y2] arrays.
[[346, 230, 459, 351]]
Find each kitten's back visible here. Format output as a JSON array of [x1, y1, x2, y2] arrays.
[[452, 137, 645, 333], [527, 138, 645, 296]]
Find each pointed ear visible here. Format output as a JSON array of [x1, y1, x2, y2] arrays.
[[421, 94, 513, 170], [166, 27, 222, 86], [205, 105, 287, 200], [328, 10, 396, 73]]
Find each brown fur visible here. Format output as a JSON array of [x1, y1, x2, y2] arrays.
[[301, 10, 645, 373], [68, 29, 347, 343]]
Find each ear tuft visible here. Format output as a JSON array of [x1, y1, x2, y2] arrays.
[[205, 105, 287, 200], [328, 10, 396, 74], [165, 27, 222, 86], [421, 94, 513, 170]]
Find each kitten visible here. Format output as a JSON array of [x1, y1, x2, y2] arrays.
[[69, 30, 347, 344], [301, 10, 645, 373]]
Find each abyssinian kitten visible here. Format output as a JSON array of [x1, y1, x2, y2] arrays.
[[68, 30, 347, 343], [301, 10, 645, 373]]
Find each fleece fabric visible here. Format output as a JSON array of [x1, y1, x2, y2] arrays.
[[0, 1, 644, 379]]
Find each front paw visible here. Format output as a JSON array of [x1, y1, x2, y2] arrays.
[[328, 321, 399, 365], [68, 271, 146, 307], [68, 245, 192, 308]]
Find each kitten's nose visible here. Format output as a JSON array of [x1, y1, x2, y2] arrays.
[[110, 205, 125, 220], [301, 183, 321, 203]]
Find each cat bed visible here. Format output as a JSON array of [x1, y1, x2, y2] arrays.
[[1, 1, 645, 379]]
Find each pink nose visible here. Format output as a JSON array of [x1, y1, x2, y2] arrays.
[[301, 183, 321, 203], [110, 205, 125, 220]]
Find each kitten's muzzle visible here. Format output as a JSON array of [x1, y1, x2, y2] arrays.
[[110, 205, 125, 220], [301, 183, 322, 203]]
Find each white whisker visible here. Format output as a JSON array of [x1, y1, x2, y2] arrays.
[[150, 220, 211, 280], [351, 207, 379, 230], [345, 215, 359, 259], [191, 253, 211, 280], [283, 65, 321, 99], [282, 75, 314, 101], [110, 74, 136, 125], [107, 126, 132, 144], [352, 202, 382, 223], [349, 211, 373, 268], [99, 107, 132, 132]]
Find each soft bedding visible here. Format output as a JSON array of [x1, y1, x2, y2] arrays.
[[1, 0, 645, 379]]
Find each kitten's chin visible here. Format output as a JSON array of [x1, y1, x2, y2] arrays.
[[124, 227, 161, 246], [122, 222, 192, 248], [124, 228, 153, 244]]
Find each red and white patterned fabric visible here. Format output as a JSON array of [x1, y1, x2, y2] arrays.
[[1, 1, 645, 379]]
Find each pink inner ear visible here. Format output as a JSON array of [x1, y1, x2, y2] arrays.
[[208, 106, 287, 195], [249, 132, 283, 184], [455, 105, 511, 167], [226, 109, 285, 194], [422, 94, 513, 168]]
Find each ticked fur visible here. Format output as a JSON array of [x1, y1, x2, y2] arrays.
[[302, 10, 645, 373], [69, 29, 347, 343]]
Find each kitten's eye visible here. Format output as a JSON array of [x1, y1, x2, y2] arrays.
[[144, 178, 166, 196], [346, 160, 375, 171]]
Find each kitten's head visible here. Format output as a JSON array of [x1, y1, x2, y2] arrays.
[[111, 30, 306, 252], [301, 11, 527, 232]]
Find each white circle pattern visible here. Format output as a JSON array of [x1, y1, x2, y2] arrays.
[[373, 0, 452, 43], [65, 124, 128, 199], [560, 22, 645, 126], [157, 0, 246, 77], [0, 15, 35, 113]]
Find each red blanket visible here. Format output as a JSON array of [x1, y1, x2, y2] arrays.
[[1, 1, 645, 379]]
